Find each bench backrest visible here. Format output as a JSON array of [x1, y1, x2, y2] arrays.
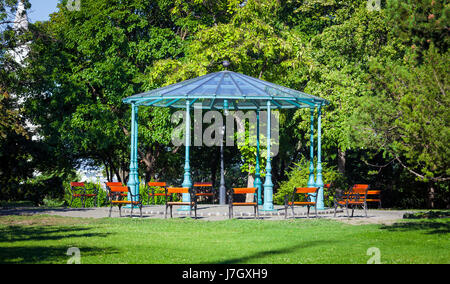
[[70, 182, 85, 188], [167, 187, 189, 194], [367, 190, 380, 195], [194, 182, 213, 187], [352, 184, 369, 190], [106, 182, 122, 187], [232, 188, 257, 194], [109, 186, 129, 193], [295, 187, 319, 194], [148, 182, 166, 187]]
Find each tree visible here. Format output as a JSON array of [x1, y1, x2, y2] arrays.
[[352, 46, 449, 181], [348, 0, 450, 207], [293, 3, 393, 177], [0, 0, 30, 28], [23, 0, 187, 183]]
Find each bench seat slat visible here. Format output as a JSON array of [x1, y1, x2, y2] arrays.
[[194, 183, 213, 187], [111, 200, 140, 204], [232, 202, 257, 206], [167, 202, 195, 206], [196, 193, 213, 196], [288, 202, 316, 205]]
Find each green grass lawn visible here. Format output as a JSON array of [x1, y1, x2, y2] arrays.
[[0, 215, 448, 264]]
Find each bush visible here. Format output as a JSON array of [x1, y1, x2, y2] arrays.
[[64, 181, 108, 208], [140, 183, 180, 205], [64, 181, 178, 208], [274, 157, 346, 207]]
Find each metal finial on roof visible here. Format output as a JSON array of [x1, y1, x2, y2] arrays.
[[222, 60, 230, 69]]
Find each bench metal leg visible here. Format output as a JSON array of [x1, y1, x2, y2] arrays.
[[194, 204, 197, 219]]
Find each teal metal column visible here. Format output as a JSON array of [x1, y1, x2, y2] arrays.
[[254, 108, 262, 205], [127, 103, 140, 205], [181, 99, 192, 206], [315, 105, 324, 209], [263, 101, 274, 211], [307, 107, 315, 188]]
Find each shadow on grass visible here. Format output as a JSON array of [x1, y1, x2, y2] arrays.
[[0, 224, 117, 263], [0, 245, 119, 264], [205, 240, 336, 264], [380, 220, 450, 235], [0, 225, 111, 242], [0, 207, 98, 216]]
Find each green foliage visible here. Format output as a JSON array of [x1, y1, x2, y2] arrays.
[[63, 181, 107, 208], [140, 184, 181, 205], [41, 196, 65, 208], [350, 45, 449, 182], [273, 157, 344, 206], [298, 5, 393, 151], [386, 0, 449, 54]]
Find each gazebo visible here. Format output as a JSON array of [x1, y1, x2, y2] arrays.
[[122, 70, 329, 210]]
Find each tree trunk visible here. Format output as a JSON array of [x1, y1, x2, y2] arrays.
[[246, 172, 255, 202], [427, 183, 435, 209], [338, 148, 346, 174]]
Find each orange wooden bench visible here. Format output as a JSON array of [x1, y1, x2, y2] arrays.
[[105, 182, 125, 202], [284, 187, 320, 219], [107, 185, 142, 218], [194, 182, 215, 204], [334, 184, 369, 217], [147, 182, 168, 205], [366, 190, 382, 208], [69, 182, 98, 208], [164, 187, 197, 219], [228, 188, 259, 219]]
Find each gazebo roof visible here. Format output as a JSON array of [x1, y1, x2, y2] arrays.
[[123, 71, 329, 109]]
